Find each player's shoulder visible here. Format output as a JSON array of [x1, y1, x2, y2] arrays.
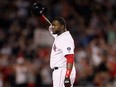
[[58, 31, 73, 42], [61, 31, 71, 37], [62, 31, 73, 39]]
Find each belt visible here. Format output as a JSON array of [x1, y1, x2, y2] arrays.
[[52, 67, 58, 71]]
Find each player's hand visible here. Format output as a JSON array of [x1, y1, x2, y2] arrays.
[[64, 76, 71, 87], [31, 2, 47, 16]]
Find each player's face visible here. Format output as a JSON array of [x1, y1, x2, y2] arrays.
[[52, 20, 64, 34]]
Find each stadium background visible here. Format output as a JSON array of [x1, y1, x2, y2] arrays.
[[0, 0, 116, 87]]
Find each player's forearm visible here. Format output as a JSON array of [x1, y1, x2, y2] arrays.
[[67, 63, 73, 69], [65, 54, 74, 77], [39, 15, 50, 28], [40, 15, 51, 25], [65, 63, 73, 77]]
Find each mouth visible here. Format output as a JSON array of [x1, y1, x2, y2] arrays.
[[52, 28, 55, 32], [52, 29, 56, 34]]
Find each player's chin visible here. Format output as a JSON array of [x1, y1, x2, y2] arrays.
[[52, 30, 59, 34], [52, 32, 57, 34], [52, 31, 57, 34]]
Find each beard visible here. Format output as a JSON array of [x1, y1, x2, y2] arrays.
[[52, 30, 60, 35]]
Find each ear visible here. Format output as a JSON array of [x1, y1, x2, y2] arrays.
[[61, 25, 65, 29]]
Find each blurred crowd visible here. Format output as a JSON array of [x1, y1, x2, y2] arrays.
[[0, 0, 116, 87]]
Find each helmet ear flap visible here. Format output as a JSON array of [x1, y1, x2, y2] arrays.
[[31, 2, 47, 16]]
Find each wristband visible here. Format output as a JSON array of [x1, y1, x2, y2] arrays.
[[65, 69, 72, 77]]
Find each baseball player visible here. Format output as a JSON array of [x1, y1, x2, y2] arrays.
[[31, 2, 76, 87], [49, 17, 76, 87]]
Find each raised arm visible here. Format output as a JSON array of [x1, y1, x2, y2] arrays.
[[31, 2, 51, 29]]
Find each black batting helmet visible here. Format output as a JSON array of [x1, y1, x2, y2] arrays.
[[31, 2, 47, 16]]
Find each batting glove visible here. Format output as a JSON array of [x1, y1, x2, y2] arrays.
[[64, 76, 71, 87]]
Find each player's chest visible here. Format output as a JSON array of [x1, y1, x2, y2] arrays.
[[52, 39, 61, 52]]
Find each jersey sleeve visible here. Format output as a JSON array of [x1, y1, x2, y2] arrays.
[[59, 37, 75, 56], [48, 25, 57, 38]]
